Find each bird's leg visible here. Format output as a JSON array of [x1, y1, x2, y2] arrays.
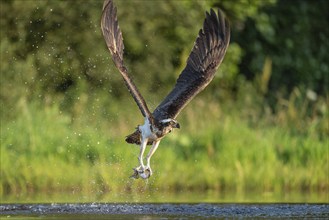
[[131, 137, 148, 179], [138, 138, 148, 169], [145, 140, 161, 177]]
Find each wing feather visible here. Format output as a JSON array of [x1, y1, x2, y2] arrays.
[[101, 0, 153, 120], [153, 9, 230, 120]]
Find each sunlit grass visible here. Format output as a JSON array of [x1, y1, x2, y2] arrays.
[[0, 86, 328, 199]]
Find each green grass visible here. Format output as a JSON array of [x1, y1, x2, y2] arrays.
[[1, 88, 328, 199]]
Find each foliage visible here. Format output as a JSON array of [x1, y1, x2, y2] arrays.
[[0, 0, 328, 199], [234, 0, 329, 99], [1, 90, 327, 197]]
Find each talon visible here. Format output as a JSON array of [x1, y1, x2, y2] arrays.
[[139, 167, 152, 179], [131, 164, 149, 179], [146, 167, 152, 176], [130, 168, 139, 179]]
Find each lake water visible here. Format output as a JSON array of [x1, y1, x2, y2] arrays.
[[1, 190, 328, 204], [1, 203, 329, 219], [1, 190, 328, 219]]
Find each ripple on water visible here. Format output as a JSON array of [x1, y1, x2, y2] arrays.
[[1, 203, 329, 219]]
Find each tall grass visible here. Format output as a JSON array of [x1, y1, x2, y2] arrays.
[[0, 84, 328, 198]]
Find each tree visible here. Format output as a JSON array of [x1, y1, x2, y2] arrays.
[[234, 0, 329, 98]]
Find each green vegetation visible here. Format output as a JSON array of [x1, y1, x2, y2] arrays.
[[1, 86, 327, 197], [0, 0, 328, 200]]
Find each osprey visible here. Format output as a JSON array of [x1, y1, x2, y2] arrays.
[[101, 0, 230, 179]]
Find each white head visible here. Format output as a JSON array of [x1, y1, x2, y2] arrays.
[[159, 118, 180, 136]]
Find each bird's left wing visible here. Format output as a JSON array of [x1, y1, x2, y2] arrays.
[[153, 9, 230, 121], [101, 0, 153, 121]]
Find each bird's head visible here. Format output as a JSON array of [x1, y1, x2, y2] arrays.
[[158, 118, 180, 136]]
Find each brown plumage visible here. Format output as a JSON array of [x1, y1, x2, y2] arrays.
[[101, 0, 230, 179], [101, 0, 153, 121], [153, 8, 230, 121]]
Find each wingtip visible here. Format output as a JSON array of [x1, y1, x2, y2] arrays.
[[213, 8, 230, 43], [218, 9, 230, 44], [102, 0, 111, 11], [210, 8, 217, 18]]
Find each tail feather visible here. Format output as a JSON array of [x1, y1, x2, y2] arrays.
[[125, 129, 153, 145]]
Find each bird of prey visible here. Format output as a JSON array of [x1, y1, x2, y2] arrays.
[[101, 0, 230, 179]]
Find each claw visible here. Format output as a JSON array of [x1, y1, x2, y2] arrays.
[[130, 166, 152, 179], [139, 166, 152, 179], [146, 167, 152, 176], [139, 170, 150, 179], [130, 168, 140, 179], [130, 166, 143, 179]]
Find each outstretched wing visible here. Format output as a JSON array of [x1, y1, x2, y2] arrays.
[[101, 0, 153, 120], [153, 9, 230, 121]]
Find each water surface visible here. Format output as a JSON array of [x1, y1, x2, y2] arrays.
[[2, 190, 327, 204], [1, 203, 328, 219], [2, 190, 328, 219]]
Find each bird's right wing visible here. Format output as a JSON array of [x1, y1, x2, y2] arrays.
[[153, 9, 230, 121], [101, 0, 153, 120]]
